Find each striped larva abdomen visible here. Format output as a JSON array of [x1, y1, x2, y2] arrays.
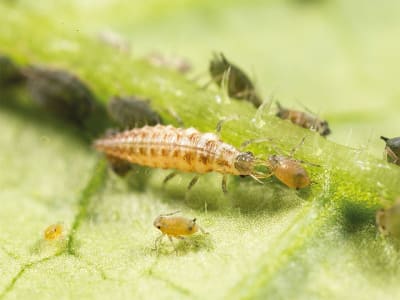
[[94, 125, 254, 176]]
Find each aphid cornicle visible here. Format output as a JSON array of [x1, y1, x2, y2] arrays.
[[376, 198, 400, 237], [21, 66, 95, 124], [380, 136, 400, 166], [209, 53, 262, 108], [108, 95, 162, 129], [276, 102, 331, 137], [44, 224, 63, 241], [94, 125, 312, 191], [153, 211, 207, 249]]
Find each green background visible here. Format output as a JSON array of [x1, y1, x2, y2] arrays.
[[1, 0, 400, 299]]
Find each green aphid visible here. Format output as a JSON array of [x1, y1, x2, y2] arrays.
[[107, 95, 162, 129], [22, 65, 95, 124], [376, 199, 400, 237], [209, 52, 262, 108], [0, 54, 24, 86], [380, 136, 400, 165]]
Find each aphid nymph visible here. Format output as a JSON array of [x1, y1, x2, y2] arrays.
[[242, 137, 313, 189], [108, 95, 162, 129], [0, 54, 24, 86], [376, 198, 400, 237], [266, 154, 310, 189], [22, 65, 95, 124], [380, 136, 400, 165], [276, 102, 331, 137], [153, 211, 206, 250], [209, 53, 262, 108], [44, 223, 63, 241]]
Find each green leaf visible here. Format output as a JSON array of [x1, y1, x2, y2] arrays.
[[1, 0, 400, 299]]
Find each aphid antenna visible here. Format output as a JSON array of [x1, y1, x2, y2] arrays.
[[215, 115, 240, 134], [289, 137, 306, 157], [295, 99, 319, 116], [240, 137, 274, 151], [160, 210, 181, 217]]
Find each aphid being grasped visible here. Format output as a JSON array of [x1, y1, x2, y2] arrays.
[[276, 102, 331, 137], [108, 95, 162, 129], [376, 198, 400, 237], [241, 137, 313, 190], [209, 53, 262, 108], [380, 136, 400, 166], [266, 154, 310, 189], [21, 65, 95, 124], [153, 211, 207, 250], [44, 223, 63, 241]]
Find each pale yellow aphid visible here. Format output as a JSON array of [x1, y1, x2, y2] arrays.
[[376, 198, 400, 237], [44, 223, 63, 241], [153, 211, 207, 249]]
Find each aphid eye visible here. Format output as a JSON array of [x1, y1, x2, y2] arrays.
[[157, 226, 161, 229], [382, 225, 386, 230]]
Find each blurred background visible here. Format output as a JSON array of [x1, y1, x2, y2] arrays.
[[3, 0, 400, 153]]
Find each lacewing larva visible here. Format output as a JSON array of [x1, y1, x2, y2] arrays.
[[276, 102, 331, 137], [380, 136, 400, 166], [21, 65, 95, 124], [209, 53, 262, 108], [153, 211, 207, 249], [108, 95, 162, 129], [44, 223, 63, 241], [94, 124, 263, 192], [376, 198, 400, 237], [94, 124, 312, 191]]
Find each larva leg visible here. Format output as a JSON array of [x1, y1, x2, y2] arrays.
[[163, 171, 178, 185], [221, 174, 228, 194], [187, 175, 200, 190]]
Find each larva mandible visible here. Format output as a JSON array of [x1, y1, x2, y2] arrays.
[[94, 124, 260, 192]]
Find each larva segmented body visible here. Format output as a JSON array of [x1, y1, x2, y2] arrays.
[[94, 125, 255, 176]]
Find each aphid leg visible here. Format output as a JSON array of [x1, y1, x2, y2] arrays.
[[385, 146, 399, 163], [165, 108, 184, 127], [289, 137, 306, 157], [215, 116, 239, 135], [163, 171, 178, 185], [221, 175, 228, 194], [153, 233, 165, 250], [296, 159, 321, 168], [187, 175, 200, 190], [240, 138, 273, 151], [168, 235, 177, 252]]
